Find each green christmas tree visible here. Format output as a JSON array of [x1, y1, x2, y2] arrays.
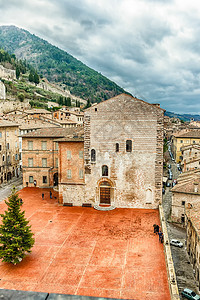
[[0, 188, 35, 265]]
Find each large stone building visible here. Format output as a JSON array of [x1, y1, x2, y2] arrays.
[[180, 144, 200, 172], [59, 94, 164, 208], [0, 120, 20, 184]]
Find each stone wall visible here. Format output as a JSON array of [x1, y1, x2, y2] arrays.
[[0, 99, 30, 113], [171, 191, 200, 223], [84, 94, 164, 209], [0, 81, 6, 100], [0, 65, 16, 80]]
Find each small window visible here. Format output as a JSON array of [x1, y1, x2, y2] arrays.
[[79, 169, 84, 179], [116, 143, 119, 152], [28, 141, 33, 150], [55, 158, 58, 167], [28, 158, 33, 167], [0, 132, 2, 138], [7, 132, 9, 137], [126, 140, 132, 152], [7, 143, 9, 150], [193, 141, 196, 144], [7, 155, 10, 162], [102, 165, 108, 176], [67, 169, 72, 179], [41, 141, 47, 150], [43, 176, 47, 184], [182, 201, 185, 205], [42, 158, 47, 167], [29, 176, 34, 183], [91, 149, 96, 162], [180, 140, 183, 143], [15, 154, 18, 160], [67, 150, 71, 160], [95, 108, 97, 112], [2, 155, 5, 162], [79, 150, 83, 159]]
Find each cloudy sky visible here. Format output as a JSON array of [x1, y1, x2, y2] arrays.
[[0, 0, 200, 114]]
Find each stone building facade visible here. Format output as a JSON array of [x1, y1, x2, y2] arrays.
[[185, 203, 200, 290], [0, 80, 6, 100], [0, 65, 16, 80], [22, 127, 83, 188], [0, 121, 20, 184], [171, 171, 200, 224], [180, 144, 200, 172], [59, 94, 164, 208]]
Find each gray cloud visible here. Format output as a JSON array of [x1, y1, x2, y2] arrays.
[[0, 0, 200, 114]]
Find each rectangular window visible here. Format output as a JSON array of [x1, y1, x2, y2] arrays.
[[28, 158, 33, 167], [29, 176, 33, 183], [15, 154, 18, 160], [41, 141, 47, 150], [67, 150, 71, 160], [19, 153, 22, 160], [79, 150, 83, 159], [43, 176, 47, 183], [19, 142, 22, 149], [180, 140, 183, 143], [182, 201, 185, 205], [0, 132, 2, 138], [7, 132, 9, 137], [28, 141, 33, 150], [7, 143, 9, 149], [79, 169, 84, 179], [55, 142, 59, 150], [55, 158, 58, 168], [15, 141, 18, 148], [42, 158, 47, 167], [67, 169, 72, 179]]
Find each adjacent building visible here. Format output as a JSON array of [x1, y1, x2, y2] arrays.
[[0, 120, 20, 184], [171, 130, 200, 163], [181, 144, 200, 172], [185, 202, 200, 290], [171, 170, 200, 224], [22, 127, 83, 188]]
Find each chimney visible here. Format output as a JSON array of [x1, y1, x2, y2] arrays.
[[193, 182, 198, 193]]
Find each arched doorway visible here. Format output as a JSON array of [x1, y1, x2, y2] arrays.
[[100, 181, 111, 204], [53, 173, 58, 186]]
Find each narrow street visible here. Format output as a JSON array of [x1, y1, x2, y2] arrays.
[[0, 175, 23, 202], [162, 156, 199, 298]]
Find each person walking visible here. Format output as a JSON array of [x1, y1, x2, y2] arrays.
[[158, 231, 163, 242]]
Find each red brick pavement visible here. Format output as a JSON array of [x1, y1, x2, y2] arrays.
[[0, 187, 170, 300]]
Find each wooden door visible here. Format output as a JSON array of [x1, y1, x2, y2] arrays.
[[100, 187, 110, 204]]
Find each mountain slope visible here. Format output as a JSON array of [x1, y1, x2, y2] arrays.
[[0, 25, 125, 103]]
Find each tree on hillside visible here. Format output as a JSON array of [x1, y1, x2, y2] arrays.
[[29, 71, 34, 82], [84, 99, 91, 109], [58, 96, 63, 106], [0, 188, 35, 265], [16, 66, 20, 79], [33, 72, 40, 85]]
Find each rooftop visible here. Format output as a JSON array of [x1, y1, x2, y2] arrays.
[[0, 120, 19, 128], [22, 126, 84, 138], [174, 130, 200, 138], [172, 176, 200, 194]]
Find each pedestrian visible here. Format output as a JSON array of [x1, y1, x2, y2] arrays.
[[34, 180, 36, 187], [158, 231, 163, 242], [155, 225, 159, 234], [50, 191, 52, 199], [153, 224, 157, 233], [42, 193, 44, 200]]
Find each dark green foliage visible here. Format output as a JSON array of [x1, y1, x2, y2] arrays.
[[65, 97, 71, 107], [0, 25, 126, 102], [58, 96, 63, 106], [76, 100, 80, 107], [84, 99, 91, 109], [33, 72, 39, 85], [16, 66, 20, 79], [17, 92, 25, 102], [29, 71, 34, 82], [0, 188, 35, 265]]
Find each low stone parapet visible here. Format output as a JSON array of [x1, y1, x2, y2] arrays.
[[159, 205, 180, 300]]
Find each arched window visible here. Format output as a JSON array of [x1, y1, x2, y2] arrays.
[[102, 165, 108, 176], [91, 149, 96, 162], [116, 143, 119, 152], [126, 140, 132, 152]]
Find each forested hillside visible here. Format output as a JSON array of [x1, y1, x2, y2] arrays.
[[0, 25, 125, 103]]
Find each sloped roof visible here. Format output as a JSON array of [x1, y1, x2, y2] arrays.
[[85, 93, 165, 112], [174, 130, 200, 138], [22, 126, 83, 138], [0, 120, 19, 128]]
